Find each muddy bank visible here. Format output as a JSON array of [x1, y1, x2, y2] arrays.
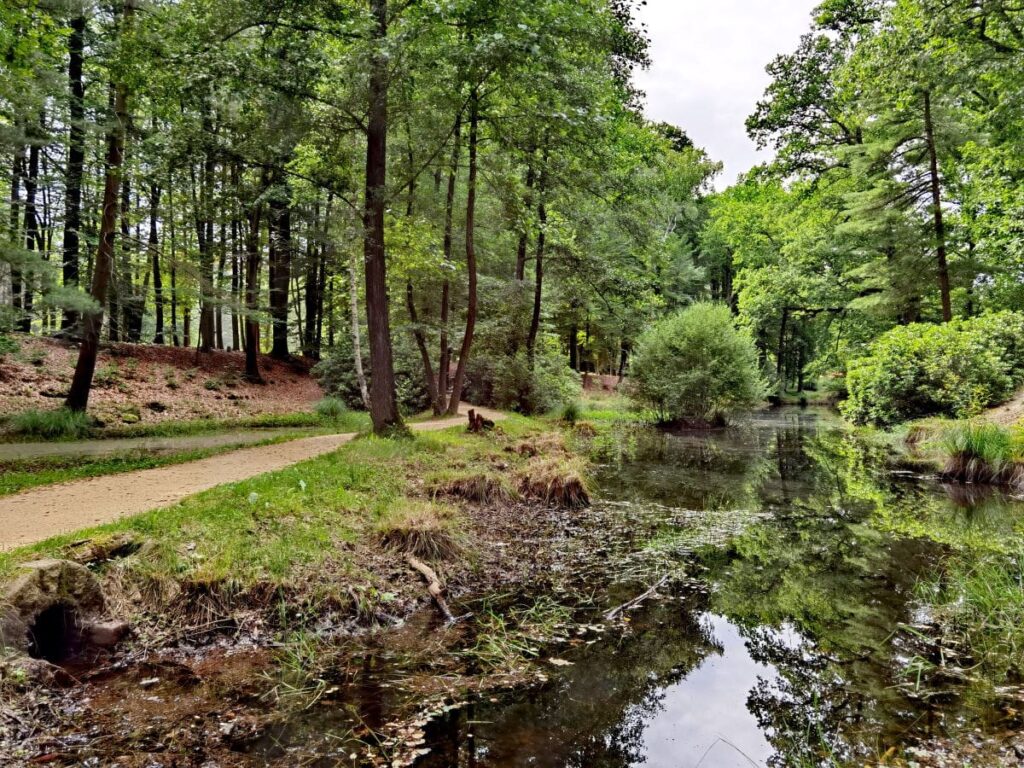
[[0, 422, 619, 767]]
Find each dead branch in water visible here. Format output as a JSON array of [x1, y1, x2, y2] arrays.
[[604, 575, 669, 621], [406, 554, 456, 622]]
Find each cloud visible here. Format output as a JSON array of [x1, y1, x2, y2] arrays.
[[633, 0, 819, 188]]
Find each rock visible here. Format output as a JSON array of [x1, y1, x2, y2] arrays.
[[139, 677, 161, 689], [83, 620, 131, 647], [1, 559, 106, 656]]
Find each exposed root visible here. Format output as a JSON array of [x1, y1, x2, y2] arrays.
[[405, 554, 456, 623], [940, 455, 1024, 488]]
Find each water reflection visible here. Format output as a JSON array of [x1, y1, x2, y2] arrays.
[[420, 408, 1024, 767]]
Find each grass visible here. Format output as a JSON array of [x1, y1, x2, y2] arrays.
[[467, 597, 572, 670], [376, 500, 464, 560], [939, 421, 1024, 486], [0, 415, 544, 590], [314, 396, 349, 421], [916, 550, 1024, 683], [7, 408, 93, 439], [0, 407, 371, 442], [0, 435, 310, 497]]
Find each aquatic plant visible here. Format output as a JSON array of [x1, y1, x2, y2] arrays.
[[939, 421, 1024, 488]]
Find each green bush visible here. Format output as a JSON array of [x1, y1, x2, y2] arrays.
[[313, 333, 431, 414], [629, 302, 766, 423], [9, 408, 93, 439], [842, 312, 1024, 426], [463, 336, 581, 415]]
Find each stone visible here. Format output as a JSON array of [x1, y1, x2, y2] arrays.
[[0, 558, 105, 656], [82, 620, 131, 647]]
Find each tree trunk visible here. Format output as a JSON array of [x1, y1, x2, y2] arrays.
[[525, 153, 548, 364], [776, 307, 789, 389], [18, 132, 41, 333], [150, 183, 164, 343], [349, 249, 370, 410], [446, 88, 480, 416], [268, 180, 291, 360], [407, 281, 440, 409], [62, 13, 86, 331], [196, 119, 216, 353], [244, 201, 263, 382], [363, 0, 402, 433], [923, 90, 953, 323], [303, 203, 319, 357], [514, 163, 536, 282], [67, 0, 132, 412], [436, 116, 461, 413]]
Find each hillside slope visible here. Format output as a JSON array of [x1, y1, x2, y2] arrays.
[[0, 336, 322, 426]]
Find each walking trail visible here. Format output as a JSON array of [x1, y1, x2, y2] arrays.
[[0, 407, 502, 552]]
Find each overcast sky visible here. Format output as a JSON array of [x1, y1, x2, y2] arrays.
[[633, 0, 820, 188]]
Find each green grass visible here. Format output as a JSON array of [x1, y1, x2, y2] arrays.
[[314, 396, 349, 421], [937, 421, 1024, 485], [0, 434, 310, 497], [917, 550, 1024, 682], [7, 408, 92, 439], [0, 408, 371, 443], [0, 415, 542, 588]]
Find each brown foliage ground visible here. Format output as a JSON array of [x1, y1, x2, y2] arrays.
[[0, 335, 322, 426]]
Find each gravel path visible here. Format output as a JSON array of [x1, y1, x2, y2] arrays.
[[0, 409, 500, 551]]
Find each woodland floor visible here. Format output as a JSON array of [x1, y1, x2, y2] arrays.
[[0, 406, 503, 551], [0, 335, 322, 427]]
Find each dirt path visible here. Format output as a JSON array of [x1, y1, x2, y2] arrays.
[[0, 427, 317, 462], [0, 408, 502, 552]]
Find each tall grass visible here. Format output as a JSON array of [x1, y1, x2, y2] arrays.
[[939, 421, 1024, 487], [919, 552, 1024, 680], [8, 408, 92, 439]]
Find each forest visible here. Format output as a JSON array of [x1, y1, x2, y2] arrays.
[[4, 1, 1024, 767]]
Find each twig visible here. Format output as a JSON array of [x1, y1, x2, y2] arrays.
[[604, 575, 669, 621], [405, 554, 456, 623]]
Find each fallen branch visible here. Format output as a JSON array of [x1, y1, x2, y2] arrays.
[[604, 575, 669, 622], [406, 554, 456, 623]]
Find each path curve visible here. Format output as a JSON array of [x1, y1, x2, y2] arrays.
[[0, 407, 502, 552]]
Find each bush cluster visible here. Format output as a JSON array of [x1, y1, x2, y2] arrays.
[[628, 302, 766, 424], [842, 312, 1024, 426]]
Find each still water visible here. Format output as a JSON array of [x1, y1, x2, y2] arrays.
[[416, 409, 1024, 767]]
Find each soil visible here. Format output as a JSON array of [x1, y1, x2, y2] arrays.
[[0, 408, 502, 551], [0, 335, 322, 426], [984, 387, 1024, 427]]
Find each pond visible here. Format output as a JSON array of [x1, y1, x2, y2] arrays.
[[415, 408, 1024, 767]]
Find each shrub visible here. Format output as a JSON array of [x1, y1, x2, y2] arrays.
[[842, 312, 1024, 426], [313, 333, 430, 414], [9, 408, 92, 439], [629, 303, 766, 423], [559, 401, 582, 424], [463, 336, 580, 415], [314, 397, 348, 422]]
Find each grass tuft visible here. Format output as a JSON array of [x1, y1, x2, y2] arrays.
[[939, 421, 1024, 487], [518, 456, 590, 509], [314, 396, 349, 422], [376, 501, 463, 561], [428, 471, 519, 504], [7, 408, 92, 439]]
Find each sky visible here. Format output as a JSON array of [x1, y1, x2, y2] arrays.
[[633, 0, 821, 189]]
